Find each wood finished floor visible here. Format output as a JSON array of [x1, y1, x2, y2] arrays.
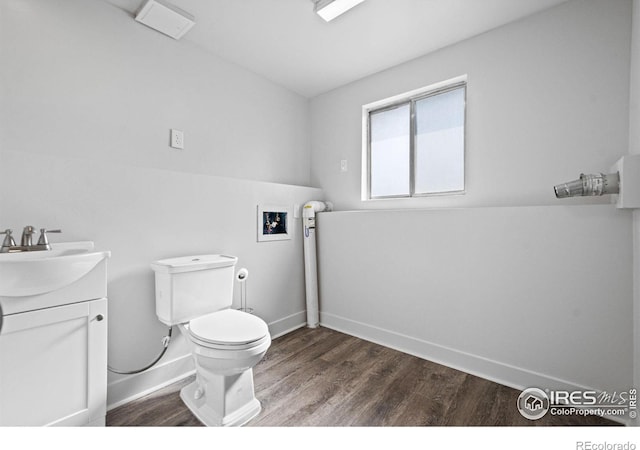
[[106, 327, 618, 427]]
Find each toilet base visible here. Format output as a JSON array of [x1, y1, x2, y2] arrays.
[[180, 370, 262, 427]]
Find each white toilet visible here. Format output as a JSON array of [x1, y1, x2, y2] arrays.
[[150, 254, 271, 427]]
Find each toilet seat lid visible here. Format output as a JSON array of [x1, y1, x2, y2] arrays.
[[189, 309, 269, 345]]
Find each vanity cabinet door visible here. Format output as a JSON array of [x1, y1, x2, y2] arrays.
[[0, 298, 107, 426]]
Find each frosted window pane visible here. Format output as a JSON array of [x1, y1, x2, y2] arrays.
[[415, 87, 465, 194], [370, 104, 410, 197]]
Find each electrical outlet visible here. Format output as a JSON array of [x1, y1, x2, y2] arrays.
[[340, 159, 348, 172], [170, 129, 184, 149]]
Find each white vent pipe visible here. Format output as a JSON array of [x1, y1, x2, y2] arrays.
[[302, 201, 332, 328]]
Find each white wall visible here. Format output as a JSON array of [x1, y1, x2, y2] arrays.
[[0, 151, 321, 407], [317, 206, 633, 396], [631, 0, 640, 155], [0, 0, 320, 407], [311, 0, 631, 210], [630, 0, 640, 422], [311, 0, 635, 416], [0, 0, 310, 186]]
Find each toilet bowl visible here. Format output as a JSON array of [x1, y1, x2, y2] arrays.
[[179, 309, 271, 426], [151, 255, 271, 427]]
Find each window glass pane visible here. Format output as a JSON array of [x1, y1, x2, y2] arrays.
[[370, 104, 410, 197], [415, 87, 465, 194]]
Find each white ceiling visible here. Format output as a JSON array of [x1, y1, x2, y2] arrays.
[[104, 0, 570, 98]]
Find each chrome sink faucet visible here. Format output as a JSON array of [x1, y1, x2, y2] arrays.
[[20, 225, 36, 247], [0, 226, 62, 253]]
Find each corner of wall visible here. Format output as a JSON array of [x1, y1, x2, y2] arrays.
[[631, 0, 640, 427]]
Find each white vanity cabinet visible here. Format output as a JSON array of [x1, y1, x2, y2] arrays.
[[0, 298, 107, 426], [0, 242, 110, 426]]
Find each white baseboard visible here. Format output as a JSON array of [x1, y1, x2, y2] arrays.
[[268, 310, 307, 339], [320, 312, 630, 426], [107, 312, 307, 411], [108, 311, 626, 425], [107, 354, 195, 411]]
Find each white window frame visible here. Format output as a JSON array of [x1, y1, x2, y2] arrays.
[[361, 75, 467, 201]]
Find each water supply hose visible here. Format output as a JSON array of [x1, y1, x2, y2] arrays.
[[107, 326, 172, 375]]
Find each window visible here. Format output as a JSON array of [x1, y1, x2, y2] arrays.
[[363, 77, 466, 200]]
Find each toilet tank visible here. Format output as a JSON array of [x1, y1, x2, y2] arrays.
[[150, 254, 238, 325]]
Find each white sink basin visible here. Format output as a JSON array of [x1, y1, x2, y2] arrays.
[[0, 242, 111, 297]]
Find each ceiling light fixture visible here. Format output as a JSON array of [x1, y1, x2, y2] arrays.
[[313, 0, 366, 22]]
